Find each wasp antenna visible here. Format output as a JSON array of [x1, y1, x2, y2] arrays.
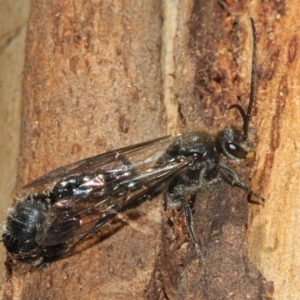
[[226, 18, 257, 140], [243, 18, 257, 139]]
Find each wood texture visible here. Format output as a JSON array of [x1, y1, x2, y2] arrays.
[[2, 0, 299, 299], [0, 0, 30, 285], [248, 1, 300, 299], [1, 0, 164, 299]]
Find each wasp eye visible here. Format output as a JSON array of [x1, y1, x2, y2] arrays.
[[225, 142, 247, 159]]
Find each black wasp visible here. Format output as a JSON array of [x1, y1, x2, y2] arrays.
[[2, 19, 263, 266]]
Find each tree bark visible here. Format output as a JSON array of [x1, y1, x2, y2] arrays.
[[3, 0, 298, 299], [248, 1, 300, 299], [0, 0, 30, 284], [1, 0, 164, 299]]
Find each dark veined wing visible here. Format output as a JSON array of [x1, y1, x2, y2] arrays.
[[21, 135, 180, 194], [35, 157, 191, 246], [18, 133, 187, 246]]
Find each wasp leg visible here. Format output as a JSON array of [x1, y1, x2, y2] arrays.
[[167, 192, 203, 263], [220, 164, 264, 205]]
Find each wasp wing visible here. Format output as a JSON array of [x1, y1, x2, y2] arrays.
[[36, 160, 189, 246], [25, 134, 188, 246], [21, 135, 179, 193]]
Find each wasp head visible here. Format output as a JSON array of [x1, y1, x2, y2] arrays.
[[217, 126, 255, 160]]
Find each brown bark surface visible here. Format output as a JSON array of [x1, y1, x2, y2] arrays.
[[248, 1, 300, 299], [0, 0, 30, 284], [2, 0, 165, 299], [2, 0, 298, 299]]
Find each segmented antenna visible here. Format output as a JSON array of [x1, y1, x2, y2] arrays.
[[228, 18, 257, 140]]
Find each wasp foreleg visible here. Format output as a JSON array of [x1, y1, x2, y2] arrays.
[[220, 164, 264, 205]]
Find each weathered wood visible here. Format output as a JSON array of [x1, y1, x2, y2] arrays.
[[1, 0, 164, 299], [3, 0, 298, 299], [248, 1, 300, 299]]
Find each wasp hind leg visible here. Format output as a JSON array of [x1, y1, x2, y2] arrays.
[[167, 192, 204, 264]]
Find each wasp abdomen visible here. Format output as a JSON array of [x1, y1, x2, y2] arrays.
[[3, 198, 48, 255]]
